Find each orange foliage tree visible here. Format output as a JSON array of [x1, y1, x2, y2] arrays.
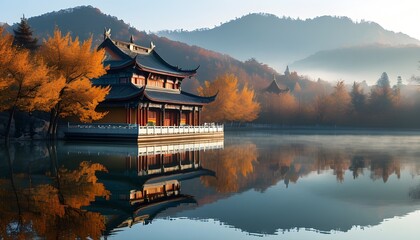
[[0, 27, 64, 140], [329, 81, 351, 124], [39, 28, 110, 136], [198, 73, 260, 123]]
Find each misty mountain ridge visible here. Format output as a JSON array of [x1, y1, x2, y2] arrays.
[[159, 13, 419, 63], [291, 43, 420, 84], [5, 6, 420, 86]]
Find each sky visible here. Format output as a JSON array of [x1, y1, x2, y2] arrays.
[[1, 0, 420, 39]]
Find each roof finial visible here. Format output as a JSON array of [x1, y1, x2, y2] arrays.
[[104, 28, 111, 40], [130, 35, 134, 43], [150, 41, 155, 49]]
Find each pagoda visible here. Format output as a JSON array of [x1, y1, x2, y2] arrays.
[[264, 75, 290, 94], [64, 29, 223, 141], [93, 30, 216, 126]]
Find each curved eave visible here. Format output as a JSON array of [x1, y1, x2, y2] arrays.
[[142, 89, 216, 106], [180, 90, 217, 103], [102, 86, 144, 103], [135, 62, 196, 78], [106, 59, 136, 71]]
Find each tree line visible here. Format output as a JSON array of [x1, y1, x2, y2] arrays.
[[201, 69, 420, 129], [0, 17, 109, 142]]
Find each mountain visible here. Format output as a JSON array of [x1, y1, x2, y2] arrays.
[[291, 44, 420, 83], [5, 6, 286, 92], [158, 13, 420, 71]]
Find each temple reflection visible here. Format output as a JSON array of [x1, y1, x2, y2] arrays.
[[60, 140, 222, 236]]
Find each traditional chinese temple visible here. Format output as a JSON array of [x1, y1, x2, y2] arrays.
[[64, 29, 223, 141]]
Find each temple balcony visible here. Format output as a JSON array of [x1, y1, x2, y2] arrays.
[[64, 123, 224, 142]]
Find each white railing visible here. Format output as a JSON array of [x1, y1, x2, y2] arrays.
[[67, 122, 224, 136], [138, 124, 223, 135]]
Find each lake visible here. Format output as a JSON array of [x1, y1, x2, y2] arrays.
[[1, 130, 420, 239]]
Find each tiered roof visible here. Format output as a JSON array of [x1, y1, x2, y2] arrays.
[[96, 30, 215, 106], [99, 36, 198, 78]]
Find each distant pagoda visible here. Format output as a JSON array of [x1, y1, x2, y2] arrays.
[[264, 75, 290, 94]]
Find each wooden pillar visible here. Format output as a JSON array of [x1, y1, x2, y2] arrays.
[[192, 107, 195, 126], [126, 105, 129, 123], [198, 108, 201, 125], [179, 107, 182, 126], [161, 104, 166, 126], [137, 105, 140, 125], [146, 104, 149, 125]]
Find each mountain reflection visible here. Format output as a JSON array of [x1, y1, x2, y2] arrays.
[[1, 133, 420, 237]]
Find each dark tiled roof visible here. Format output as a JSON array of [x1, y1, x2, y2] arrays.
[[264, 80, 290, 94], [99, 37, 197, 77], [104, 59, 134, 69], [135, 51, 198, 77], [102, 84, 143, 101], [143, 87, 216, 106]]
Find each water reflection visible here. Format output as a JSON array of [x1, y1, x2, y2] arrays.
[[0, 140, 222, 239], [1, 132, 420, 239], [0, 143, 109, 239]]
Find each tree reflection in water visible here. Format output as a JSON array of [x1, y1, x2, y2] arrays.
[[201, 143, 258, 193], [0, 143, 109, 240], [198, 140, 408, 194]]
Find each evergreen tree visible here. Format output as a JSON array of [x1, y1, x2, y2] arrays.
[[13, 15, 38, 51], [369, 72, 393, 112], [377, 72, 390, 88], [350, 82, 366, 113]]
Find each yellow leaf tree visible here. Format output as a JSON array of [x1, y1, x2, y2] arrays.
[[39, 28, 110, 136], [236, 84, 261, 122], [199, 73, 260, 123], [0, 27, 64, 140]]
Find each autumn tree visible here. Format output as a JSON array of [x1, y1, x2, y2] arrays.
[[0, 27, 64, 140], [13, 15, 38, 51], [329, 81, 351, 123], [199, 73, 260, 123], [236, 84, 260, 122], [312, 94, 333, 124], [39, 28, 110, 136], [0, 27, 14, 90]]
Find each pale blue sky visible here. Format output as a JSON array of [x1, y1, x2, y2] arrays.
[[1, 0, 420, 39]]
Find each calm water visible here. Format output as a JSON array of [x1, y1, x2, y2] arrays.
[[1, 130, 420, 239]]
